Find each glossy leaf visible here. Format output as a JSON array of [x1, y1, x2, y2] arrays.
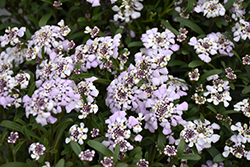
[[88, 140, 113, 157]]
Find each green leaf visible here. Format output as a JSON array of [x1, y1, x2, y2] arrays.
[[55, 159, 65, 167], [115, 28, 123, 35], [92, 10, 107, 20], [113, 144, 120, 163], [49, 149, 58, 153], [229, 83, 235, 90], [78, 17, 87, 22], [206, 104, 217, 114], [26, 15, 39, 29], [222, 110, 239, 114], [177, 138, 186, 155], [178, 154, 201, 161], [206, 147, 220, 157], [70, 141, 82, 156], [128, 41, 143, 48], [0, 0, 6, 8], [13, 141, 26, 155], [224, 0, 237, 10], [136, 79, 144, 87], [0, 162, 32, 167], [157, 131, 166, 150], [175, 17, 205, 35], [242, 85, 250, 94], [161, 20, 179, 35], [149, 162, 164, 167], [0, 120, 22, 131], [28, 82, 36, 96], [115, 163, 128, 167], [39, 12, 53, 27], [75, 73, 94, 79], [184, 0, 195, 14], [188, 60, 204, 68], [199, 69, 222, 81], [200, 112, 205, 123], [74, 62, 82, 69], [41, 0, 53, 4], [168, 60, 187, 67], [231, 50, 242, 63], [65, 161, 73, 167], [129, 146, 142, 157], [213, 153, 226, 162], [88, 140, 113, 157]]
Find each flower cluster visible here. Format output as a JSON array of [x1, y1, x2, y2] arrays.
[[233, 19, 250, 42], [103, 111, 142, 152], [194, 0, 226, 18], [79, 149, 95, 161], [112, 0, 143, 23], [65, 122, 88, 145], [0, 27, 26, 47], [201, 160, 224, 167], [26, 20, 70, 61], [225, 0, 245, 21], [176, 119, 220, 152], [223, 122, 250, 160], [225, 67, 237, 80], [71, 33, 124, 73], [141, 27, 179, 53], [28, 143, 46, 161], [203, 75, 232, 107], [234, 99, 250, 117], [189, 32, 234, 63], [23, 78, 81, 126]]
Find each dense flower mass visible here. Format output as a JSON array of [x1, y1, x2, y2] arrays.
[[2, 0, 250, 166], [23, 78, 81, 126], [189, 32, 234, 63], [176, 119, 220, 152], [194, 0, 226, 18]]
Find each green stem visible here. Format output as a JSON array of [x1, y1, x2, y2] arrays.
[[155, 154, 165, 162], [11, 144, 16, 162], [160, 0, 178, 18], [167, 157, 174, 167], [150, 147, 157, 163], [155, 0, 161, 7]]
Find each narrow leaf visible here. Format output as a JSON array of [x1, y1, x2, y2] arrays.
[[188, 60, 204, 68], [178, 154, 201, 160], [206, 104, 217, 114], [242, 85, 250, 94], [128, 41, 143, 48], [88, 140, 113, 157], [177, 138, 186, 155], [1, 120, 22, 131], [213, 153, 226, 162], [199, 69, 222, 81], [70, 141, 82, 156], [113, 144, 120, 163], [55, 159, 65, 167], [224, 0, 237, 10], [39, 12, 53, 27], [161, 20, 179, 35], [13, 141, 26, 155], [0, 162, 32, 167], [176, 17, 205, 35]]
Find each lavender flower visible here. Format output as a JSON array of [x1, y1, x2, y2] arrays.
[[188, 68, 200, 81], [53, 1, 62, 7], [243, 55, 250, 65], [29, 143, 46, 161], [0, 27, 26, 47], [201, 160, 224, 167], [79, 149, 95, 161], [194, 0, 226, 18], [176, 119, 220, 152], [164, 145, 177, 156], [112, 0, 143, 23], [189, 32, 234, 63], [7, 132, 19, 144], [232, 19, 250, 42], [65, 122, 88, 145], [137, 159, 149, 167], [91, 128, 100, 138], [86, 0, 100, 7], [100, 157, 115, 167], [23, 78, 81, 126]]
